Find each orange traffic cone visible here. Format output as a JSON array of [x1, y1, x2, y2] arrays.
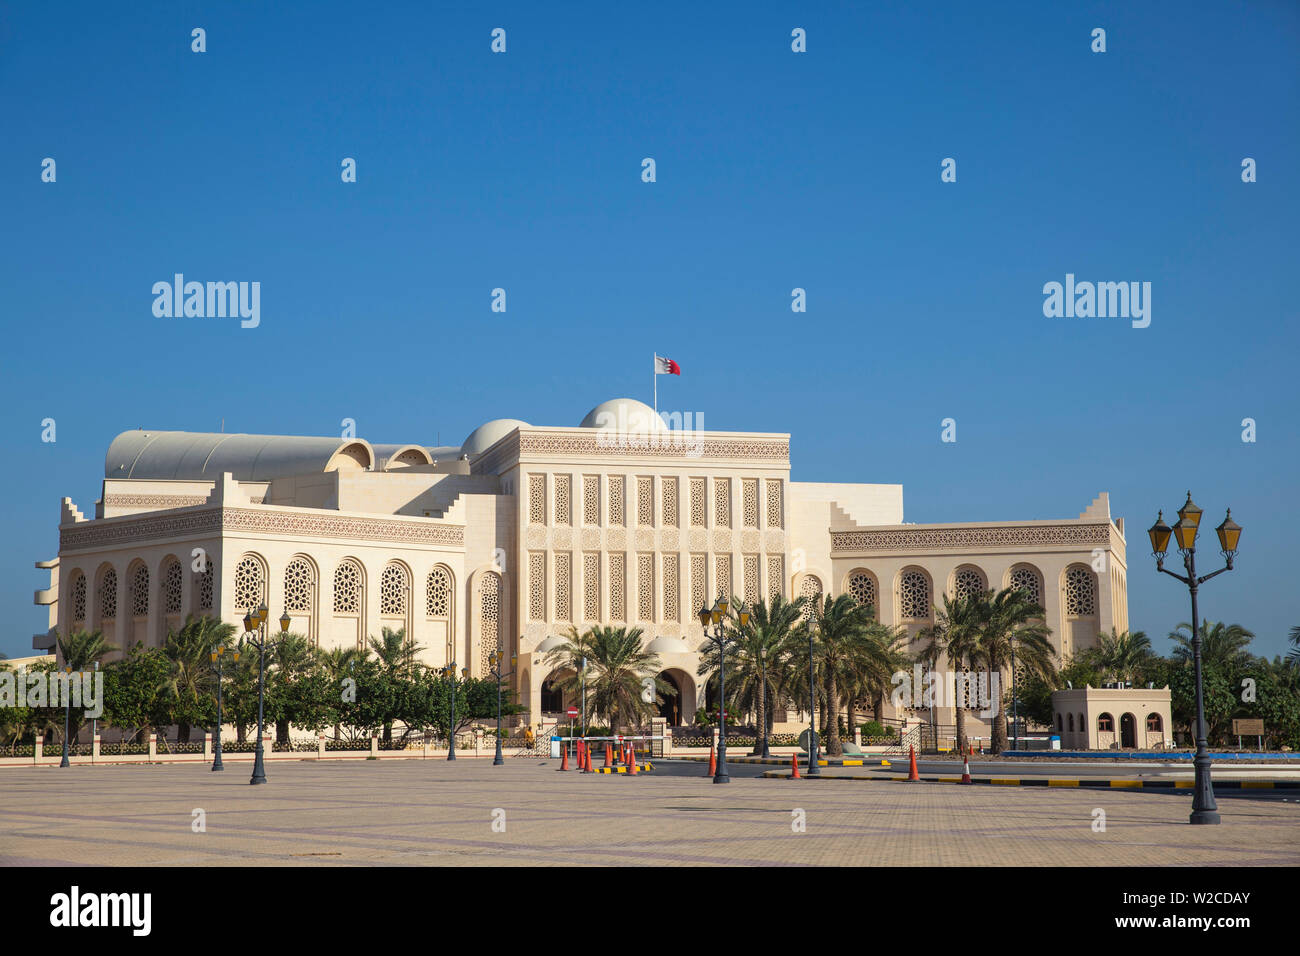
[[969, 741, 974, 756], [707, 744, 717, 777], [629, 749, 639, 775], [791, 752, 801, 779], [559, 744, 570, 771], [961, 754, 972, 784], [908, 744, 919, 782], [604, 743, 612, 768]]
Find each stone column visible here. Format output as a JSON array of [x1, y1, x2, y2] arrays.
[[148, 732, 157, 760], [92, 733, 101, 762]]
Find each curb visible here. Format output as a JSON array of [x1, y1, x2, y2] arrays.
[[758, 772, 1300, 789], [591, 763, 653, 774], [677, 756, 889, 768]]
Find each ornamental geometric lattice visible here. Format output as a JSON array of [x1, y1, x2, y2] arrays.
[[529, 553, 546, 621], [953, 566, 986, 603], [583, 475, 600, 525], [768, 555, 784, 601], [742, 479, 759, 528], [199, 558, 214, 611], [163, 558, 183, 614], [333, 560, 361, 614], [609, 553, 626, 621], [689, 478, 706, 527], [831, 523, 1111, 553], [847, 570, 876, 610], [799, 574, 822, 621], [663, 554, 679, 621], [554, 473, 571, 526], [480, 571, 501, 674], [1065, 566, 1097, 616], [529, 474, 546, 525], [637, 477, 653, 526], [99, 568, 117, 619], [691, 554, 707, 620], [638, 553, 654, 621], [714, 478, 731, 528], [715, 554, 731, 601], [426, 566, 451, 618], [380, 563, 409, 616], [71, 571, 87, 622], [766, 479, 783, 528], [1009, 565, 1043, 605], [661, 476, 678, 527], [130, 564, 149, 617], [583, 553, 600, 621], [608, 475, 625, 526], [555, 552, 572, 621], [899, 569, 931, 620], [743, 554, 759, 604], [234, 556, 265, 612], [284, 557, 314, 613]]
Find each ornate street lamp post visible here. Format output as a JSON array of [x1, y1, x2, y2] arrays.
[[59, 666, 78, 768], [488, 650, 517, 766], [807, 616, 820, 777], [442, 663, 468, 760], [1148, 493, 1241, 826], [246, 605, 290, 785], [210, 643, 239, 772], [698, 597, 749, 784]]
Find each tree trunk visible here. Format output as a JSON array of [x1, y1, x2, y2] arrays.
[[991, 666, 1008, 754], [826, 671, 842, 756], [276, 719, 289, 745], [751, 674, 766, 756], [236, 720, 247, 744], [179, 723, 191, 744], [847, 696, 858, 744]]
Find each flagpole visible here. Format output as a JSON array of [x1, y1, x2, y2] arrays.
[[653, 353, 657, 415]]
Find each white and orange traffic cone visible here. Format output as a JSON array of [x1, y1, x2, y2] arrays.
[[791, 752, 801, 779], [908, 744, 920, 782], [961, 753, 972, 784]]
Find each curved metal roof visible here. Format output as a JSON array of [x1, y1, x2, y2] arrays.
[[105, 430, 376, 482]]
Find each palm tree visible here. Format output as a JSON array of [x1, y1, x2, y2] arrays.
[[368, 626, 423, 680], [698, 594, 806, 756], [1289, 625, 1300, 665], [1168, 621, 1254, 669], [316, 645, 362, 740], [975, 587, 1057, 754], [1086, 628, 1152, 685], [55, 629, 117, 672], [159, 615, 235, 742], [840, 619, 909, 748], [269, 633, 319, 743], [544, 625, 670, 731], [807, 593, 890, 756], [918, 593, 984, 754]]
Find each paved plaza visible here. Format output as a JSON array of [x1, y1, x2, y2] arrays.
[[2, 759, 1297, 866]]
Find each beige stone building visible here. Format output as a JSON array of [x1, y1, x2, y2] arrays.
[[1051, 686, 1173, 749], [33, 397, 1130, 732]]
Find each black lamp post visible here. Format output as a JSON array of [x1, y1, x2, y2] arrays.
[[698, 597, 748, 784], [442, 663, 467, 760], [247, 604, 290, 786], [807, 617, 820, 777], [210, 643, 239, 772], [1148, 493, 1241, 826], [59, 666, 76, 768], [488, 650, 516, 766]]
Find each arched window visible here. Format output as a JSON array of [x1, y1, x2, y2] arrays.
[[480, 571, 502, 674], [1055, 714, 1062, 732], [1008, 564, 1044, 606], [426, 567, 452, 619], [333, 560, 362, 614], [1097, 712, 1114, 733], [798, 574, 822, 622], [284, 557, 315, 613], [98, 567, 118, 621], [162, 558, 183, 614], [1067, 713, 1074, 732], [1078, 712, 1085, 732], [380, 563, 410, 616], [129, 563, 149, 617], [846, 570, 877, 616], [1065, 565, 1097, 616], [70, 570, 87, 625], [1146, 713, 1162, 732], [234, 555, 266, 612], [952, 566, 986, 603], [898, 569, 931, 620], [198, 555, 214, 611]]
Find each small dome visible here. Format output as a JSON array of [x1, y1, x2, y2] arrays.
[[460, 419, 530, 459], [579, 398, 668, 433], [534, 635, 568, 654], [645, 636, 692, 655]]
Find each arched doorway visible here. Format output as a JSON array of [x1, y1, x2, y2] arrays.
[[657, 672, 683, 725], [540, 671, 565, 714], [1120, 712, 1137, 748]]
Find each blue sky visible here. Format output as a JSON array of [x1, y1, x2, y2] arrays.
[[2, 1, 1297, 660]]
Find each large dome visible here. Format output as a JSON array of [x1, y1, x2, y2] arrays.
[[460, 419, 530, 459], [579, 397, 668, 433]]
